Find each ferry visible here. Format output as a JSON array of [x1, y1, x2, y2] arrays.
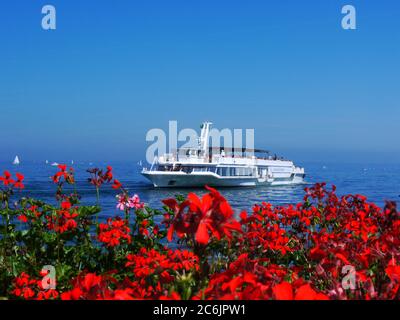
[[141, 122, 305, 187]]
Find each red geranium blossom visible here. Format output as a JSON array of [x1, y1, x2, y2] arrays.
[[163, 185, 241, 245], [112, 179, 122, 189], [87, 166, 113, 187], [5, 178, 400, 300], [273, 282, 329, 300], [98, 216, 131, 247], [11, 272, 59, 300], [14, 173, 25, 189], [0, 170, 15, 186], [125, 248, 199, 298], [0, 171, 24, 189], [52, 164, 74, 184], [18, 214, 28, 223], [61, 273, 134, 300], [46, 201, 79, 233]]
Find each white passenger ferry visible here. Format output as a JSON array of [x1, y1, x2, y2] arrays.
[[141, 122, 305, 187]]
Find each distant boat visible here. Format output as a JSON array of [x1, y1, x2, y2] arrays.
[[51, 162, 59, 166], [13, 156, 20, 165]]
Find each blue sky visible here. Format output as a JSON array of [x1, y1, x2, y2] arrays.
[[0, 0, 399, 163]]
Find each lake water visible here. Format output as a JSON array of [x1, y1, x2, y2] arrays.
[[1, 161, 399, 221]]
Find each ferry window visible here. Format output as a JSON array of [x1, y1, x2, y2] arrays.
[[182, 166, 192, 173]]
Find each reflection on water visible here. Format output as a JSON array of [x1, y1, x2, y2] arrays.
[[1, 161, 399, 222]]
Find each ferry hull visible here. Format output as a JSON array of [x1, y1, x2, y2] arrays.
[[141, 172, 305, 188]]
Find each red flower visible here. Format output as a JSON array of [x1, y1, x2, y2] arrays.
[[386, 261, 400, 282], [162, 198, 191, 241], [11, 272, 59, 300], [104, 166, 113, 182], [61, 201, 72, 210], [14, 173, 25, 189], [6, 182, 400, 300], [124, 248, 199, 298], [195, 220, 209, 244], [12, 272, 36, 299], [52, 164, 74, 184], [37, 289, 59, 300], [18, 214, 28, 223], [0, 170, 24, 188], [61, 273, 123, 300], [61, 287, 82, 300], [273, 282, 293, 300], [111, 289, 135, 300], [98, 217, 131, 247], [0, 170, 15, 186], [163, 185, 241, 245], [294, 284, 329, 300], [46, 201, 79, 233], [87, 166, 113, 187], [139, 219, 150, 236], [160, 292, 181, 300], [112, 179, 122, 189]]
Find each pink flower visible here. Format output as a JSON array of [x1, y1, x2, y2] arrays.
[[116, 194, 144, 211], [128, 194, 144, 210], [116, 194, 128, 211]]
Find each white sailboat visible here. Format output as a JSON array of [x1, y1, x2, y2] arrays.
[[13, 156, 20, 165]]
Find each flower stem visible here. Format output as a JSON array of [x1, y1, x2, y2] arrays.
[[95, 187, 100, 225]]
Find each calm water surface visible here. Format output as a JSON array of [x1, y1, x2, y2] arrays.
[[2, 161, 399, 222]]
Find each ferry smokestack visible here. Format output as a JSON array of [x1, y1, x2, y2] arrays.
[[199, 122, 212, 153]]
